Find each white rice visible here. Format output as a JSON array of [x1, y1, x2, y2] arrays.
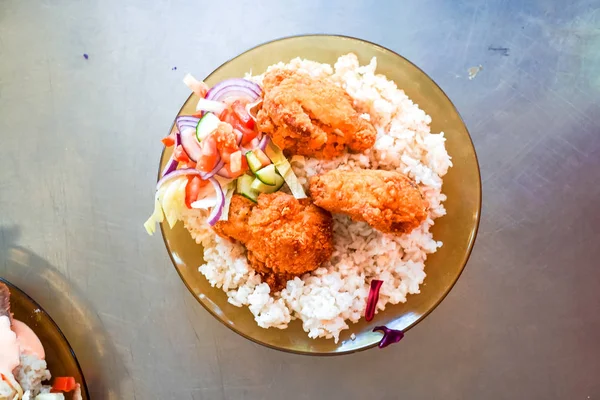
[[167, 54, 452, 342], [13, 353, 51, 397], [0, 353, 52, 399]]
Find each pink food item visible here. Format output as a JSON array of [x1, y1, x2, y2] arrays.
[[0, 315, 20, 373], [13, 319, 45, 359]]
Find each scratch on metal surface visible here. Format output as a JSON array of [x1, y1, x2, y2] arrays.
[[556, 135, 587, 156], [462, 5, 480, 63], [516, 65, 596, 125]]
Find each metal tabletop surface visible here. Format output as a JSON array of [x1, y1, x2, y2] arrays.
[[1, 0, 599, 399]]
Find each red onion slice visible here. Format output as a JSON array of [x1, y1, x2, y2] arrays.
[[156, 168, 202, 191], [206, 78, 261, 103], [161, 131, 182, 176], [245, 99, 262, 123], [206, 178, 225, 226], [180, 128, 202, 162], [239, 135, 268, 154], [258, 135, 269, 151], [200, 158, 224, 180], [176, 116, 200, 134], [373, 326, 405, 348], [365, 279, 383, 322]]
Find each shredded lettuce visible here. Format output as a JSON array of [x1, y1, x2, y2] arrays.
[[219, 182, 236, 221], [264, 141, 307, 199], [143, 178, 188, 235], [143, 196, 164, 235]]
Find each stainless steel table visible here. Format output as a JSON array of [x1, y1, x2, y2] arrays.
[[1, 1, 598, 399]]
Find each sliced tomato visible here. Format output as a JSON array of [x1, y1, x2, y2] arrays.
[[219, 108, 236, 126], [161, 131, 176, 147], [241, 153, 248, 172], [185, 176, 209, 209], [231, 100, 255, 130], [51, 377, 77, 393], [173, 145, 191, 164], [196, 136, 219, 172], [220, 105, 258, 145], [220, 149, 233, 164], [238, 125, 258, 146], [220, 163, 245, 179], [173, 145, 196, 169]]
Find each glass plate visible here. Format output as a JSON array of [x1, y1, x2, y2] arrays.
[[159, 35, 481, 355], [1, 278, 89, 397]]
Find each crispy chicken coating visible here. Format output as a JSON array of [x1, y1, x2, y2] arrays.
[[309, 169, 428, 235], [213, 192, 333, 291], [256, 69, 376, 159]]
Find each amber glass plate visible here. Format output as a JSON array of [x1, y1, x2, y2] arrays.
[[159, 35, 481, 355], [1, 278, 89, 397]]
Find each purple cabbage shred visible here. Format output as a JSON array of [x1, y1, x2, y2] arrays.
[[373, 326, 404, 348]]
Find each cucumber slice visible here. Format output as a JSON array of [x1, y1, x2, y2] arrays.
[[196, 112, 220, 142], [264, 141, 307, 199], [236, 174, 258, 202], [255, 164, 280, 186], [250, 174, 284, 194], [246, 151, 263, 174]]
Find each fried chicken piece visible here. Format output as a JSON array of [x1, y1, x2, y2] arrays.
[[256, 69, 376, 159], [213, 195, 254, 243], [309, 169, 428, 235], [213, 192, 333, 291]]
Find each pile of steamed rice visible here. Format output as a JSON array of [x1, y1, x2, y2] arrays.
[[162, 54, 452, 342], [0, 353, 53, 399]]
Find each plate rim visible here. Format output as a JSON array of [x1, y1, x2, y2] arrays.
[[0, 277, 90, 395], [158, 33, 482, 355]]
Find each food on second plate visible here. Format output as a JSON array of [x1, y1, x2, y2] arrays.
[[256, 69, 377, 159], [309, 169, 428, 235], [214, 192, 333, 291], [145, 53, 452, 341], [0, 283, 82, 400]]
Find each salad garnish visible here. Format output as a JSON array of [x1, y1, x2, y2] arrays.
[[145, 73, 306, 235]]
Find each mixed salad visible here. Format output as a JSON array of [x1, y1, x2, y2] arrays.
[[144, 74, 306, 235]]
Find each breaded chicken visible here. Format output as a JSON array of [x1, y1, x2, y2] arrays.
[[213, 192, 334, 291], [213, 195, 254, 243], [256, 69, 376, 159], [309, 169, 428, 235]]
